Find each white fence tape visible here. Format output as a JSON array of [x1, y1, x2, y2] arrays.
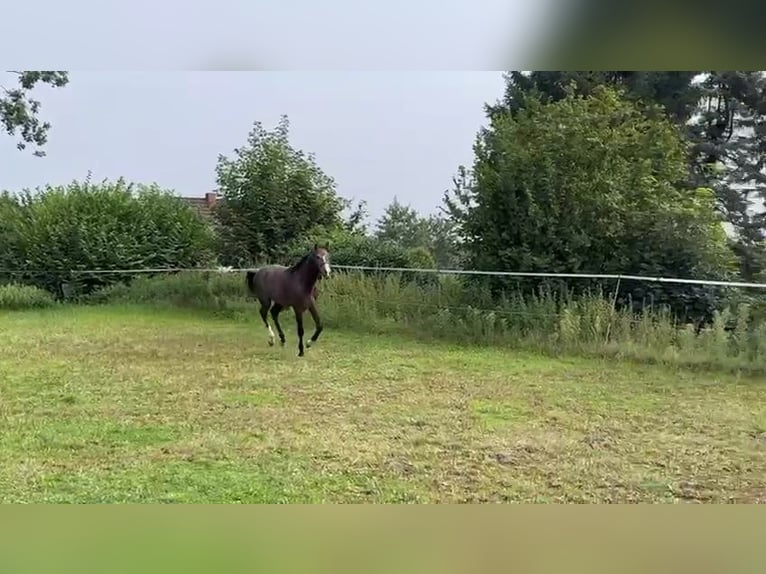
[[55, 264, 766, 290]]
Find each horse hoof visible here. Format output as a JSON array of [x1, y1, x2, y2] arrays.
[[268, 339, 275, 347]]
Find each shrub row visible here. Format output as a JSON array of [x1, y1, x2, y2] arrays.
[[0, 179, 217, 298]]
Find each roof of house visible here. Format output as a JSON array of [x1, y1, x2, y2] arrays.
[[181, 192, 222, 221]]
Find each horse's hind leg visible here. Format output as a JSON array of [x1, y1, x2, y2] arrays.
[[259, 300, 276, 346], [270, 303, 287, 346], [294, 308, 306, 357], [306, 300, 323, 348]]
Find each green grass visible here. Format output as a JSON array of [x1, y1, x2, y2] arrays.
[[1, 304, 765, 503]]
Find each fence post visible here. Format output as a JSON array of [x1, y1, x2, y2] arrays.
[[604, 276, 622, 345]]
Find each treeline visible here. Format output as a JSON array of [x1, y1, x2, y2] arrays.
[[2, 72, 766, 328]]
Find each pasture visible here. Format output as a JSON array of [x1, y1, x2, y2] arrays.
[[1, 304, 764, 503]]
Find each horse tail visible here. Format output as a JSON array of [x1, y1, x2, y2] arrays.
[[245, 269, 258, 296]]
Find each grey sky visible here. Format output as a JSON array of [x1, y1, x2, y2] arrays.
[[1, 71, 508, 223], [6, 1, 560, 69]]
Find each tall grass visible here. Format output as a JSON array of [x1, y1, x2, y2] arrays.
[[0, 283, 57, 310], [86, 269, 766, 374]]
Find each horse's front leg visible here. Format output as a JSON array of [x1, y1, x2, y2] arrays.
[[294, 308, 305, 357], [306, 300, 323, 348], [270, 303, 286, 346]]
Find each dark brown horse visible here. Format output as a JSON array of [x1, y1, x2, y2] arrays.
[[245, 245, 330, 357]]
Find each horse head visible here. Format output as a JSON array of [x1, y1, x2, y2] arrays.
[[312, 243, 331, 278]]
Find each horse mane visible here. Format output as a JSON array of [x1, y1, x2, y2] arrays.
[[286, 252, 312, 274]]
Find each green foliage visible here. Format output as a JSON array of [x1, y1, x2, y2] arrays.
[[1, 71, 69, 156], [88, 272, 250, 318], [342, 198, 370, 235], [424, 214, 466, 269], [0, 191, 27, 273], [0, 283, 56, 310], [689, 71, 766, 279], [284, 225, 438, 286], [375, 197, 431, 248], [0, 177, 217, 296], [446, 84, 737, 321], [88, 270, 766, 375], [213, 115, 348, 266], [374, 197, 465, 269], [488, 71, 766, 280], [487, 71, 702, 126]]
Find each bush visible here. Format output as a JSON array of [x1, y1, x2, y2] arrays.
[[0, 283, 56, 310], [0, 177, 217, 297], [88, 268, 766, 374], [87, 271, 252, 319]]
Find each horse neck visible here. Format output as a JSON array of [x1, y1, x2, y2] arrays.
[[290, 257, 320, 291]]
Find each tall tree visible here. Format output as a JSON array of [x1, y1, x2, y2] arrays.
[[374, 197, 430, 249], [688, 71, 766, 279], [422, 213, 465, 269], [1, 71, 68, 156], [343, 198, 369, 235], [486, 71, 702, 125], [375, 197, 464, 268], [213, 115, 347, 266], [445, 84, 736, 318], [487, 70, 766, 279]]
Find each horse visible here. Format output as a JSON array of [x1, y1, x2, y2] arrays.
[[245, 244, 331, 357]]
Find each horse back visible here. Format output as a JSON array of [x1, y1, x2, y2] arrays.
[[246, 265, 284, 296]]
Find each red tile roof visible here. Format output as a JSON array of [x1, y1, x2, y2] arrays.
[[181, 192, 222, 221]]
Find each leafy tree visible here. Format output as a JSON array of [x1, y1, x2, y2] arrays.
[[213, 115, 347, 266], [445, 84, 737, 319], [488, 70, 766, 279], [486, 71, 702, 125], [375, 197, 465, 269], [1, 71, 69, 156], [342, 198, 369, 235], [422, 213, 465, 269], [374, 197, 431, 249], [687, 71, 766, 279]]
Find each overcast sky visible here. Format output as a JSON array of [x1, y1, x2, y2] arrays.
[[0, 71, 508, 223]]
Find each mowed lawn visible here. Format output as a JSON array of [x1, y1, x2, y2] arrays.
[[1, 305, 764, 503]]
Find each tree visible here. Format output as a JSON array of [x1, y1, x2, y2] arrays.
[[375, 197, 465, 268], [486, 71, 702, 126], [687, 71, 766, 279], [374, 197, 431, 249], [1, 71, 68, 156], [445, 84, 737, 319], [343, 198, 369, 235], [487, 70, 766, 280], [212, 115, 348, 266], [422, 213, 465, 269]]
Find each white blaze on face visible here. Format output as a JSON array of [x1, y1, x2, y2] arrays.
[[321, 254, 331, 276]]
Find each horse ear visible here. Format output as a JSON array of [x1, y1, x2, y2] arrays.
[[313, 243, 318, 251]]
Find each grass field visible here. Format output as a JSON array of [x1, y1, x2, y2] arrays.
[[1, 304, 765, 503]]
